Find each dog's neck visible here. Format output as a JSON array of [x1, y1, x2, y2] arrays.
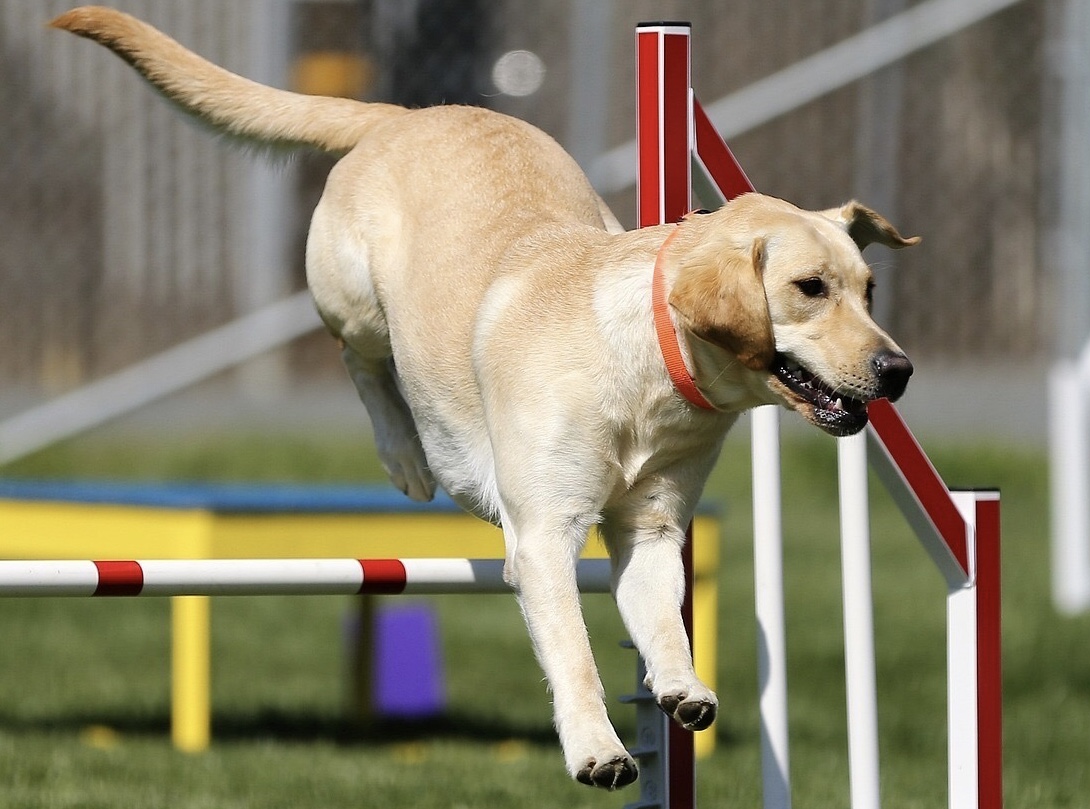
[[651, 226, 716, 411]]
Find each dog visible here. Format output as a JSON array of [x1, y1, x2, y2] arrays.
[[53, 6, 917, 790]]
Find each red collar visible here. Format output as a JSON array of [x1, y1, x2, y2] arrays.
[[651, 226, 716, 411]]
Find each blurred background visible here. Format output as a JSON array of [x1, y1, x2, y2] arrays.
[[0, 0, 1079, 450]]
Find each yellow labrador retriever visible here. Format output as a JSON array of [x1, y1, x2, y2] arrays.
[[53, 7, 917, 790]]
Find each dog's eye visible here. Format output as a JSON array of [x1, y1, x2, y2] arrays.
[[865, 280, 876, 310], [794, 277, 826, 298]]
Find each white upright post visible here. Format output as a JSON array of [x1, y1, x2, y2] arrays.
[[945, 582, 980, 809], [948, 491, 981, 809], [1049, 361, 1090, 613], [752, 405, 792, 809], [837, 432, 882, 809]]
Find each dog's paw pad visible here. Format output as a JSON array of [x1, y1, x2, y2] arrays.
[[575, 755, 638, 790], [657, 693, 717, 731], [677, 699, 716, 731]]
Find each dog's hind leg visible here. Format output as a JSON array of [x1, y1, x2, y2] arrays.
[[341, 346, 435, 502], [305, 177, 434, 503]]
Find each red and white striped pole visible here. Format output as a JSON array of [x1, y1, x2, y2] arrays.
[[867, 401, 1003, 809], [970, 491, 1003, 809], [636, 21, 697, 809], [636, 21, 692, 229], [0, 557, 614, 597]]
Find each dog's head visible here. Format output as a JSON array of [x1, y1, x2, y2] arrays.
[[669, 193, 918, 436]]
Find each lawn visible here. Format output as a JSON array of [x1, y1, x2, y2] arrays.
[[0, 423, 1086, 807]]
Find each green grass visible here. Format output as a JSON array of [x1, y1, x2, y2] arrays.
[[0, 428, 1087, 807]]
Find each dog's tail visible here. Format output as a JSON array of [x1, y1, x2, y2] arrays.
[[50, 6, 403, 155]]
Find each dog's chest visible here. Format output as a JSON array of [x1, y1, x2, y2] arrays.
[[610, 419, 700, 489], [605, 405, 736, 506], [616, 440, 656, 491]]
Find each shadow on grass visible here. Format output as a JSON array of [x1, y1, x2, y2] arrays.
[[221, 709, 562, 746], [0, 708, 557, 747], [0, 707, 746, 749]]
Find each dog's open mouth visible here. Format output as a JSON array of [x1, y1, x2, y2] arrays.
[[770, 352, 869, 437]]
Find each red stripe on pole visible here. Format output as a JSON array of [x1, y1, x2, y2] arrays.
[[692, 99, 755, 200], [867, 399, 968, 574], [975, 494, 1003, 809], [357, 559, 407, 595], [93, 560, 144, 596], [636, 29, 662, 229], [666, 524, 697, 809], [661, 32, 691, 224], [668, 719, 696, 809]]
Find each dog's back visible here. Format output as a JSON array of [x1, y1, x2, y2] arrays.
[[52, 6, 617, 521]]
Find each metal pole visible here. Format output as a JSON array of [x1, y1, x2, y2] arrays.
[[1046, 0, 1090, 613], [237, 0, 296, 395], [853, 0, 905, 330], [1047, 0, 1090, 360], [566, 0, 613, 172]]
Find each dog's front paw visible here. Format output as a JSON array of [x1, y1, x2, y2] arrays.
[[646, 670, 719, 731], [657, 690, 717, 731], [573, 753, 639, 790], [648, 675, 718, 731]]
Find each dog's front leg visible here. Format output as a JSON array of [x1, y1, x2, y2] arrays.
[[505, 515, 638, 790], [602, 512, 718, 733]]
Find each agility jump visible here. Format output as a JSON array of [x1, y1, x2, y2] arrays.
[[636, 21, 1002, 809], [4, 16, 1002, 809]]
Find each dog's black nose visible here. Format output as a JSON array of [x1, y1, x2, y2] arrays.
[[872, 350, 913, 402]]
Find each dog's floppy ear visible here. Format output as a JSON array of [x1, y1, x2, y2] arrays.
[[669, 237, 775, 371], [823, 201, 921, 251]]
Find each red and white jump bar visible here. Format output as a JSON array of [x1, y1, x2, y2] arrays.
[[0, 558, 613, 597]]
